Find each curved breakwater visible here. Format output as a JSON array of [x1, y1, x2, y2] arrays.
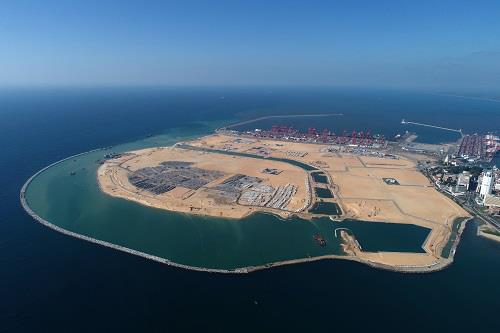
[[19, 148, 248, 274], [20, 147, 471, 274]]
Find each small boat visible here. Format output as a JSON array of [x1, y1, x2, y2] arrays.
[[313, 234, 327, 247]]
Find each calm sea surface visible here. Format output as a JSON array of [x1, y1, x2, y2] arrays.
[[1, 87, 499, 332]]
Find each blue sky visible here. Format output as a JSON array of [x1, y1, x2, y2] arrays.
[[1, 1, 499, 91]]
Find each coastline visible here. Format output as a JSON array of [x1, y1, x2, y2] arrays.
[[20, 146, 473, 274]]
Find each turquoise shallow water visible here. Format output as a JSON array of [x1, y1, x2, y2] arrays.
[[25, 129, 429, 270]]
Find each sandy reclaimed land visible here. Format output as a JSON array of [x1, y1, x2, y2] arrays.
[[98, 146, 310, 219], [186, 134, 470, 266], [97, 133, 470, 270]]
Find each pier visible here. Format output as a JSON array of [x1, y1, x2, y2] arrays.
[[220, 113, 343, 130], [401, 119, 463, 136]]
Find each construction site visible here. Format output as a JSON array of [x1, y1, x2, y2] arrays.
[[126, 158, 303, 213], [128, 161, 225, 194], [98, 145, 312, 219], [98, 131, 471, 269]]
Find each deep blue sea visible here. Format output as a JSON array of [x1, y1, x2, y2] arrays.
[[1, 87, 499, 332]]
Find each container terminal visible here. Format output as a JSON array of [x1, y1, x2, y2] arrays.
[[219, 125, 387, 147], [218, 121, 499, 163], [457, 134, 499, 162]]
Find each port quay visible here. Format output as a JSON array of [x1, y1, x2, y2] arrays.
[[20, 139, 473, 274], [218, 113, 391, 148]]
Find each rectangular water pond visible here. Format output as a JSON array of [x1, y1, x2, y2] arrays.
[[309, 202, 342, 215], [341, 220, 431, 253], [311, 172, 329, 184], [315, 187, 333, 198]]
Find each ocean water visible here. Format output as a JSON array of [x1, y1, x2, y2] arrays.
[[1, 87, 499, 332], [230, 88, 500, 143]]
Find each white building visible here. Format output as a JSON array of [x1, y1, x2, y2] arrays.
[[479, 171, 494, 200], [456, 171, 471, 191], [452, 171, 471, 195]]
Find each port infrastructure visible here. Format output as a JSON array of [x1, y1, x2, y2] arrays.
[[401, 119, 463, 136], [334, 227, 352, 238], [221, 113, 343, 130]]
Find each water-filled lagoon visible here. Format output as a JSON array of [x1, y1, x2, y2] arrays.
[[25, 133, 430, 270]]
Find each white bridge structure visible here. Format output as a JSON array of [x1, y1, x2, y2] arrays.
[[401, 119, 463, 135]]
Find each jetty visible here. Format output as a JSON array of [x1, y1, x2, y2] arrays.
[[401, 119, 463, 136], [220, 113, 343, 130]]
